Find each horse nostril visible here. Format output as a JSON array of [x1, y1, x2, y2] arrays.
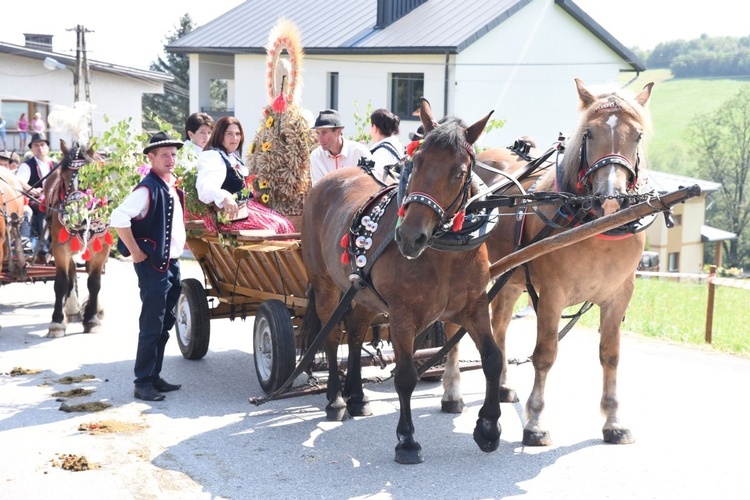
[[415, 233, 428, 249]]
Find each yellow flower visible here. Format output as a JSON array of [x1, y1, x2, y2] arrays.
[[248, 142, 256, 154], [258, 180, 269, 189], [265, 116, 274, 128], [261, 193, 270, 204], [261, 141, 272, 152]]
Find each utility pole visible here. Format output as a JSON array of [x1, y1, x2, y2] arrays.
[[67, 24, 93, 136]]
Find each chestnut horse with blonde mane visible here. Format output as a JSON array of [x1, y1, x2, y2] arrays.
[[440, 79, 654, 446], [43, 141, 111, 337], [301, 99, 502, 464], [0, 168, 27, 282]]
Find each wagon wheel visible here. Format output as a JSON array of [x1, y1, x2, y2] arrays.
[[253, 299, 296, 394], [418, 321, 447, 382], [176, 278, 211, 360]]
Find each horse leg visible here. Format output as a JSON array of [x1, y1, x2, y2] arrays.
[[522, 296, 562, 447], [441, 322, 465, 413], [492, 286, 522, 403], [311, 280, 349, 421], [389, 317, 423, 464], [599, 290, 636, 444], [82, 250, 108, 333], [63, 259, 81, 321], [460, 297, 503, 454], [342, 306, 377, 417], [48, 259, 73, 338]]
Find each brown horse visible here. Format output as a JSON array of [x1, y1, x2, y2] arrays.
[[0, 168, 27, 282], [43, 141, 110, 337], [301, 99, 502, 464], [440, 78, 654, 446]]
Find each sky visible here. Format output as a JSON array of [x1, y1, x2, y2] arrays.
[[1, 0, 748, 69]]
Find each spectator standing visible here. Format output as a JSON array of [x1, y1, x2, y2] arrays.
[[309, 109, 371, 184], [110, 131, 186, 402], [17, 113, 28, 149], [368, 108, 404, 182], [0, 116, 7, 150], [31, 112, 45, 134]]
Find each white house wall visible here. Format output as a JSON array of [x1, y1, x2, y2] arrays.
[[456, 0, 635, 150], [0, 53, 163, 148]]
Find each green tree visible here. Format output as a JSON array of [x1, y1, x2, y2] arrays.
[[142, 14, 195, 135], [687, 87, 750, 268]]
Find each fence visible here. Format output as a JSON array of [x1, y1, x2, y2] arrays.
[[636, 266, 747, 343]]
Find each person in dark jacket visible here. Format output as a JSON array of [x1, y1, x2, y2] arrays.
[[110, 131, 186, 402]]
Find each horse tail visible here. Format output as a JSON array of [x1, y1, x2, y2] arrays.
[[300, 286, 322, 353]]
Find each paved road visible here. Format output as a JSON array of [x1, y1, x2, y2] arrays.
[[1, 258, 749, 499]]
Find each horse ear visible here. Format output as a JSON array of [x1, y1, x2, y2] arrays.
[[419, 97, 438, 133], [574, 78, 595, 109], [635, 82, 654, 107], [465, 111, 494, 146], [60, 139, 68, 155]]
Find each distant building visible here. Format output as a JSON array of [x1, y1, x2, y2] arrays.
[[0, 36, 172, 150]]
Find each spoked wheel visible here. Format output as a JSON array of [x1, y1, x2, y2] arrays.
[[253, 299, 296, 394], [175, 278, 211, 360]]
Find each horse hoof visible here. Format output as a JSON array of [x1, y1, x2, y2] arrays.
[[47, 328, 66, 338], [83, 323, 101, 334], [603, 428, 635, 445], [499, 386, 519, 403], [473, 418, 501, 452], [346, 401, 372, 417], [522, 428, 552, 446], [441, 399, 466, 414], [326, 405, 349, 422], [395, 441, 424, 464]]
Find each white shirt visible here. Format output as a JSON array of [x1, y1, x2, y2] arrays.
[[310, 138, 372, 184], [196, 149, 248, 208], [180, 140, 202, 171], [370, 136, 404, 182], [16, 156, 53, 186], [109, 184, 186, 260]]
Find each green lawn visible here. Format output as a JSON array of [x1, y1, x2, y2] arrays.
[[556, 277, 750, 357], [622, 70, 750, 175]]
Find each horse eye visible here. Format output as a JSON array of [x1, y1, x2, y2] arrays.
[[637, 132, 643, 142], [584, 129, 592, 140]]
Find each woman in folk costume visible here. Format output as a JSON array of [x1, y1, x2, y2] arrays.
[[195, 116, 295, 234]]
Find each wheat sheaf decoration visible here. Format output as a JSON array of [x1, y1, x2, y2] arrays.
[[247, 18, 315, 217]]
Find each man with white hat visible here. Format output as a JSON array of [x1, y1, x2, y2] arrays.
[[309, 109, 371, 184]]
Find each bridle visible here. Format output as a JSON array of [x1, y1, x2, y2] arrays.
[[398, 140, 475, 235], [576, 130, 640, 193]]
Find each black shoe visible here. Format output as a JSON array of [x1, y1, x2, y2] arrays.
[[134, 385, 165, 401], [153, 378, 181, 392]]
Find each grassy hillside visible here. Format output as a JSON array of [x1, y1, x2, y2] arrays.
[[622, 69, 750, 175]]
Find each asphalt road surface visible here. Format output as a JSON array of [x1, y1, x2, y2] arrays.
[[1, 258, 749, 499]]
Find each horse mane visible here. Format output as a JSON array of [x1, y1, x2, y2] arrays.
[[554, 84, 653, 193]]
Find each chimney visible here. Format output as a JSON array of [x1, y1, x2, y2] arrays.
[[24, 33, 53, 52], [375, 0, 428, 29]]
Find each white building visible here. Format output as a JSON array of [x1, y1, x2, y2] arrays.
[[0, 35, 171, 151], [167, 0, 645, 149]]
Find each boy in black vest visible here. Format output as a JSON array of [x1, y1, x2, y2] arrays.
[[110, 132, 186, 402]]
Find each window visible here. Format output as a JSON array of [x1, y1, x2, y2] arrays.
[[668, 252, 680, 272], [328, 72, 339, 110], [391, 73, 424, 120]]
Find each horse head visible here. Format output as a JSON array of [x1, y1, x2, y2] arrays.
[[395, 98, 492, 259], [559, 78, 653, 216]]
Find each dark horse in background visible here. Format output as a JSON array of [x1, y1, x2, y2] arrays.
[[441, 78, 654, 446], [301, 99, 502, 464], [43, 141, 111, 337]]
